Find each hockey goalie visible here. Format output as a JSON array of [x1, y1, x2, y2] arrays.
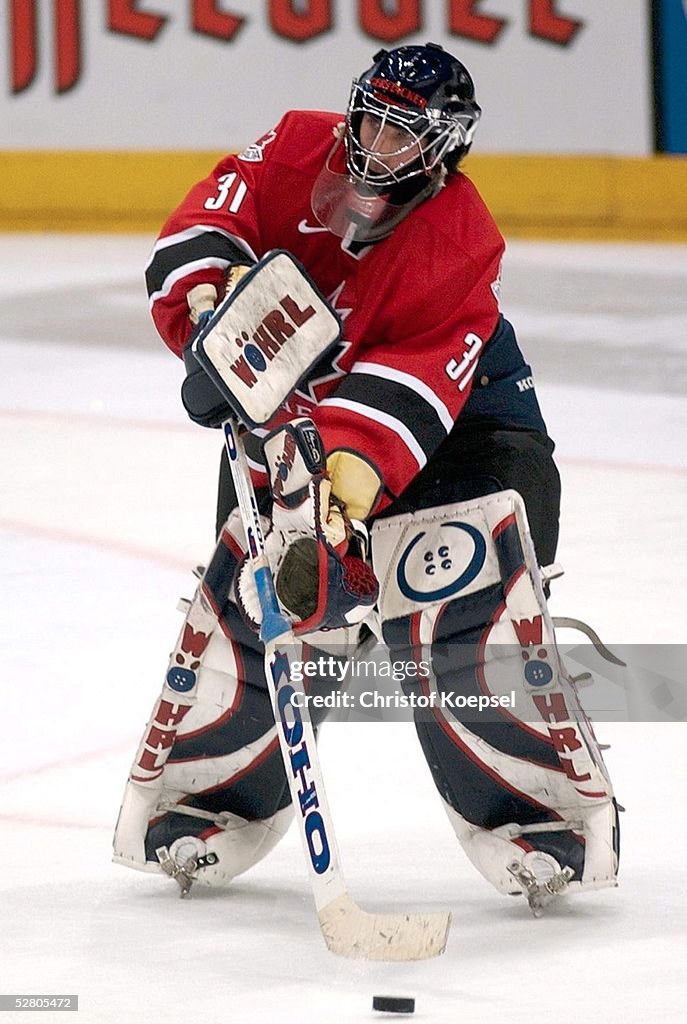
[[113, 41, 619, 926]]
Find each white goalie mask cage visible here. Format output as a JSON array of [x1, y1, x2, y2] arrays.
[[344, 77, 480, 190], [310, 43, 481, 244]]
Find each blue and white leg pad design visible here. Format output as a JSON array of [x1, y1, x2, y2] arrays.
[[112, 509, 293, 888], [371, 489, 619, 902]]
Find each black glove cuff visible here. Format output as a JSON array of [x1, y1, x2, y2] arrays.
[[181, 367, 231, 428], [181, 318, 231, 429]]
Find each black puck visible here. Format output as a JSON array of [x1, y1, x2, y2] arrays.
[[372, 995, 415, 1014]]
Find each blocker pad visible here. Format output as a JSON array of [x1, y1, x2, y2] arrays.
[[192, 250, 341, 428]]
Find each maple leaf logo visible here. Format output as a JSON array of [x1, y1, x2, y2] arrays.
[[294, 280, 351, 403]]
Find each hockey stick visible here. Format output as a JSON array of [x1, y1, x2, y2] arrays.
[[222, 419, 451, 960]]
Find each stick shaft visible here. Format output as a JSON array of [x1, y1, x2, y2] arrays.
[[221, 420, 346, 909], [220, 420, 451, 960]]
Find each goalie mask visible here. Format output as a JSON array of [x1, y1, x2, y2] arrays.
[[311, 42, 481, 244]]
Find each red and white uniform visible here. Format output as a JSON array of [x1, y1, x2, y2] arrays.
[[145, 110, 504, 510]]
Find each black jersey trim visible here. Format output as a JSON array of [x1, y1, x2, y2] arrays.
[[325, 371, 449, 463], [146, 227, 254, 298]]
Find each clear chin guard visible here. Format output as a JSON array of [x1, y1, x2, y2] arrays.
[[310, 139, 432, 245]]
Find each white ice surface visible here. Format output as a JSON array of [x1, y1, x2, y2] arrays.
[[1, 237, 686, 1023]]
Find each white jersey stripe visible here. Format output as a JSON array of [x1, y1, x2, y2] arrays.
[[148, 257, 233, 307], [146, 224, 257, 268], [351, 360, 454, 433], [319, 396, 427, 470]]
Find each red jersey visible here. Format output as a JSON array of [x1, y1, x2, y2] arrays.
[[146, 110, 504, 509]]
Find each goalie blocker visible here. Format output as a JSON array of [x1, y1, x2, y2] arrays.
[[188, 250, 342, 429]]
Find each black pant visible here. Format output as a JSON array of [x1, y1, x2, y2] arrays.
[[376, 424, 560, 568]]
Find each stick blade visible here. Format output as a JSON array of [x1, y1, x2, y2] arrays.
[[318, 894, 451, 961]]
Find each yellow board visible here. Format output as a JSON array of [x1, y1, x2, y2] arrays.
[[1, 151, 686, 241]]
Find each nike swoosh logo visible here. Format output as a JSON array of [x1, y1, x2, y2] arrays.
[[297, 219, 328, 234]]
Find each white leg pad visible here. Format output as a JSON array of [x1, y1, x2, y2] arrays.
[[372, 489, 620, 903], [444, 799, 618, 897]]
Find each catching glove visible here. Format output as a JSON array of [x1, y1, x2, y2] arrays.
[[235, 419, 379, 635]]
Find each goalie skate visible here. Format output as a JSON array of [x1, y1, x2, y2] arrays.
[[156, 842, 219, 899], [507, 855, 575, 917]]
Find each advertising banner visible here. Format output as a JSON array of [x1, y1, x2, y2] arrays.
[[1, 1, 653, 155]]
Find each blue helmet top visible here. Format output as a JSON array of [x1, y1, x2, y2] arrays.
[[310, 43, 482, 245], [346, 42, 481, 188]]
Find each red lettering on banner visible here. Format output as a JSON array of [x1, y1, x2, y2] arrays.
[[55, 0, 81, 93], [261, 310, 296, 345], [448, 0, 508, 45], [269, 0, 331, 42], [181, 624, 211, 659], [192, 0, 245, 41], [528, 0, 583, 46], [253, 325, 283, 360], [6, 1, 587, 98], [513, 615, 543, 647], [359, 0, 421, 43], [231, 356, 257, 387], [10, 0, 38, 93], [108, 0, 167, 42]]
